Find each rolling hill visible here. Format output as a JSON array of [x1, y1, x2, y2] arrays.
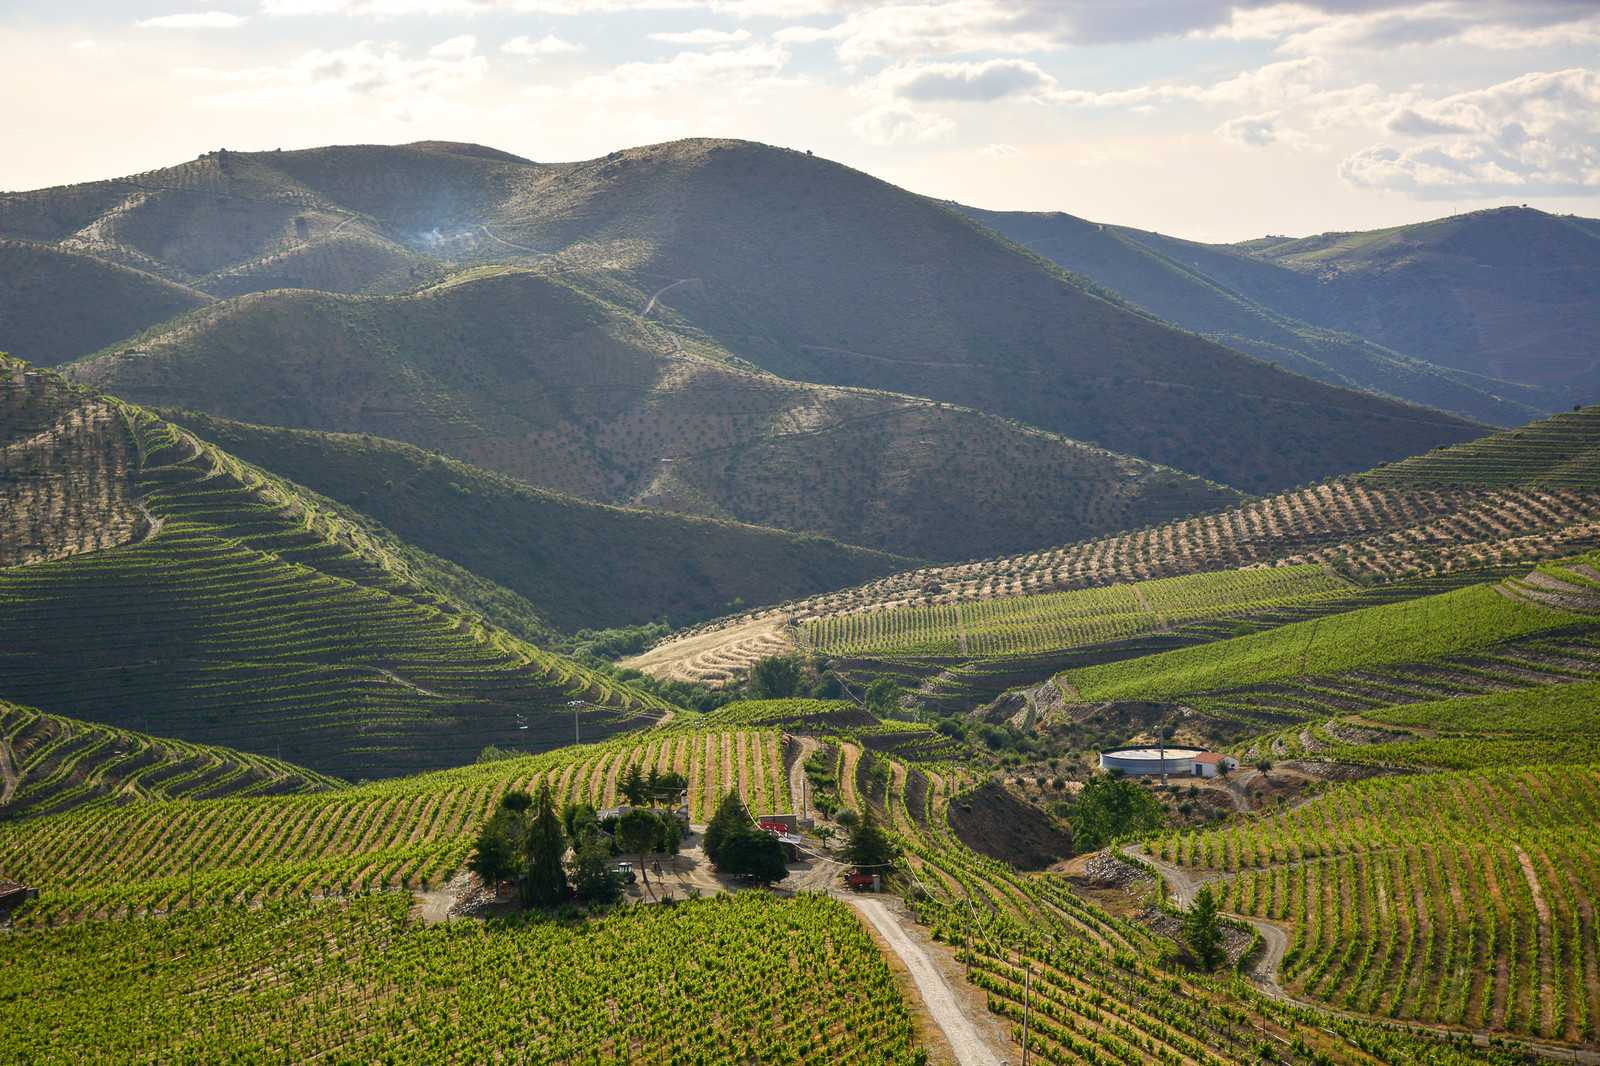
[[958, 205, 1550, 425], [5, 139, 1488, 495], [0, 701, 339, 822], [0, 359, 669, 778], [0, 240, 211, 368], [65, 269, 1246, 561], [160, 410, 917, 632], [1117, 206, 1600, 402], [635, 405, 1600, 695]]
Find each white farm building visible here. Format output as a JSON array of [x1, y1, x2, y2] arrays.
[[1098, 748, 1239, 777]]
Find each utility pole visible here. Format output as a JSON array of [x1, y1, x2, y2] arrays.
[[1021, 966, 1032, 1066], [1159, 721, 1167, 787]]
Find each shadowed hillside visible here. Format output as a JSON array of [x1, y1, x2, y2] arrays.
[[0, 361, 669, 778], [957, 206, 1550, 426], [7, 139, 1486, 493], [0, 241, 211, 366], [160, 411, 918, 631], [66, 270, 1245, 560], [1120, 206, 1600, 400]]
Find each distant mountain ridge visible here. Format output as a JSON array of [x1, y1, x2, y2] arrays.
[[956, 205, 1555, 426], [1108, 206, 1600, 404], [2, 138, 1486, 499]]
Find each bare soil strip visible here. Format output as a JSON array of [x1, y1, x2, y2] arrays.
[[0, 735, 19, 806], [849, 897, 1005, 1066]]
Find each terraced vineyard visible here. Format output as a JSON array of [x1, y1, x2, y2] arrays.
[[807, 566, 1351, 658], [1146, 768, 1600, 1041], [0, 726, 791, 924], [875, 744, 1502, 1066], [0, 703, 338, 820], [2, 891, 916, 1066], [0, 393, 667, 778], [1065, 582, 1585, 703], [641, 408, 1600, 686]]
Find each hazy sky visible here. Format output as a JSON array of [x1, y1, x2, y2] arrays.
[[4, 0, 1596, 241]]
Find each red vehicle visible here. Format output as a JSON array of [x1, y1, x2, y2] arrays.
[[844, 872, 876, 891]]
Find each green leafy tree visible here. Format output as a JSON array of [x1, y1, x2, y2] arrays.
[[466, 814, 519, 885], [616, 809, 660, 881], [814, 826, 836, 851], [716, 824, 788, 885], [655, 811, 683, 856], [1184, 884, 1226, 971], [568, 825, 620, 905], [649, 769, 688, 808], [864, 678, 900, 717], [703, 792, 748, 865], [748, 655, 804, 700], [1071, 772, 1165, 852], [841, 806, 901, 872], [519, 785, 569, 910], [562, 801, 598, 842], [500, 790, 533, 815]]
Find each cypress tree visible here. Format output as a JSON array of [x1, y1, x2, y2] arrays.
[[520, 784, 569, 909]]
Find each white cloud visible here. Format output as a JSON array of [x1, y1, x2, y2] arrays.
[[980, 142, 1019, 155], [503, 33, 584, 55], [884, 58, 1058, 103], [1217, 110, 1311, 150], [649, 28, 752, 44], [262, 0, 704, 12], [850, 102, 954, 144], [555, 44, 792, 102], [1341, 68, 1600, 197], [136, 12, 249, 29], [176, 38, 488, 108]]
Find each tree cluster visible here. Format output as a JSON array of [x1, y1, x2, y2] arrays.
[[467, 785, 687, 910], [703, 793, 788, 886], [1067, 772, 1166, 852]]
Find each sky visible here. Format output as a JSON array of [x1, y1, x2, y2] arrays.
[[3, 0, 1597, 241]]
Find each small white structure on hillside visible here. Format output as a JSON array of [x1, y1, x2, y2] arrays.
[[1098, 748, 1240, 777], [1191, 753, 1240, 778], [1099, 747, 1202, 776]]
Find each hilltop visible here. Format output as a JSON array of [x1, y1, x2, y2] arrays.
[[4, 138, 1487, 494], [1118, 206, 1600, 401], [66, 269, 1244, 561], [959, 205, 1551, 425]]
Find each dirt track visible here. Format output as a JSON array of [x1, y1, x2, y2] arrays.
[[851, 896, 1004, 1066], [0, 735, 18, 806]]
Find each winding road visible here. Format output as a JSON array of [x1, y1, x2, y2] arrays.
[[1120, 843, 1600, 1065]]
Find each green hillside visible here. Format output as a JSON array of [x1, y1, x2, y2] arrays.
[[0, 702, 339, 821], [0, 366, 669, 778], [1064, 582, 1585, 702], [0, 240, 211, 365], [640, 406, 1600, 696], [66, 269, 1244, 561], [10, 139, 1487, 495], [958, 206, 1550, 425], [162, 411, 917, 631]]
